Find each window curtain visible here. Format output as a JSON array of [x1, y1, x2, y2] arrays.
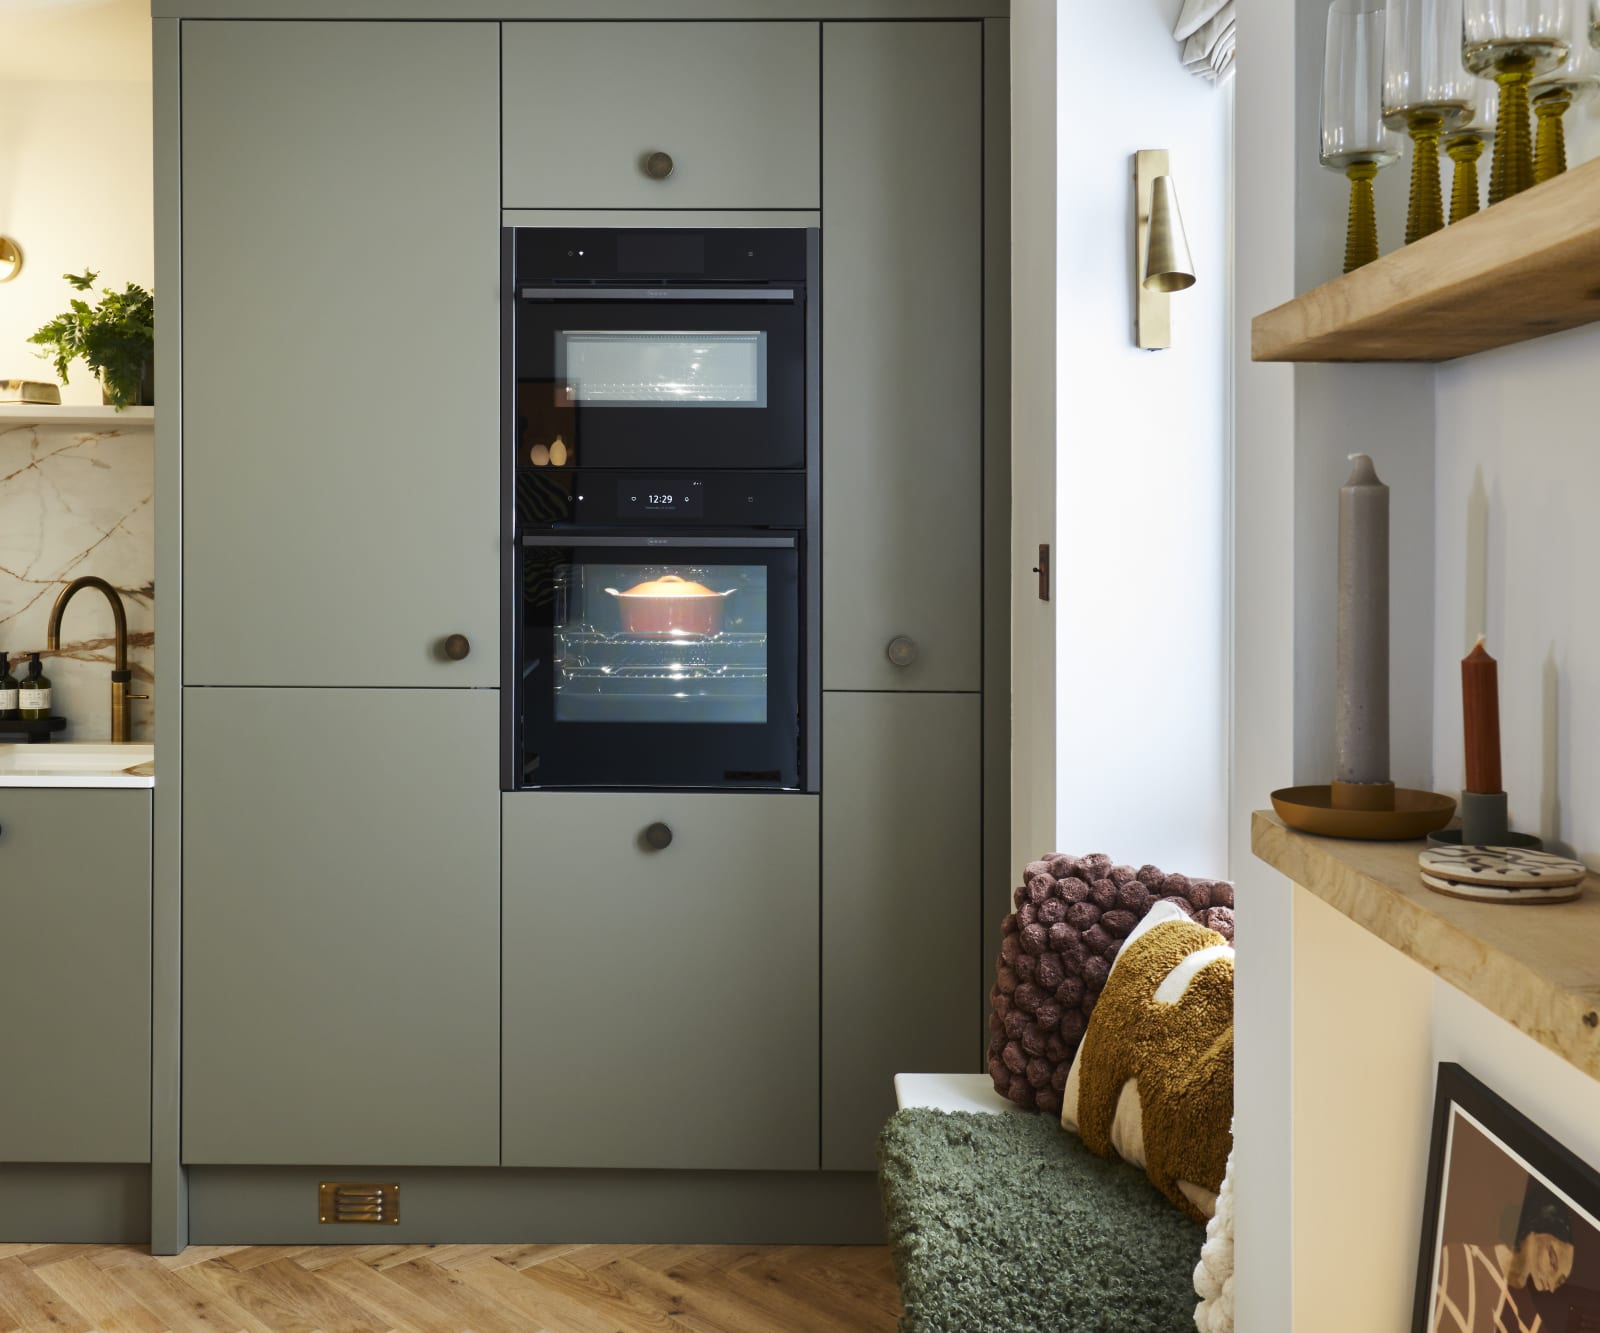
[[1175, 0, 1236, 83]]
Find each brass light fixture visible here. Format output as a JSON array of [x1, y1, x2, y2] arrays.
[[0, 239, 21, 284], [1134, 150, 1197, 349]]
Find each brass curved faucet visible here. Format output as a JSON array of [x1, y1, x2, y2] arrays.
[[45, 576, 148, 743]]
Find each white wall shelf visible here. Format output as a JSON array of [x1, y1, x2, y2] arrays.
[[0, 405, 155, 428]]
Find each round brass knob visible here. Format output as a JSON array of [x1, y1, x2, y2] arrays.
[[887, 636, 919, 668], [644, 822, 674, 850], [643, 150, 675, 181], [443, 634, 471, 661]]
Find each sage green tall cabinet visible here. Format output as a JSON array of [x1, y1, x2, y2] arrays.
[[178, 21, 502, 1166], [158, 1, 1007, 1245]]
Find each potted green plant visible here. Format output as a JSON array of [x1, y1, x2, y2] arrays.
[[29, 270, 154, 410]]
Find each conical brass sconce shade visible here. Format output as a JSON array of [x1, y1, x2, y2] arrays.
[[1134, 151, 1197, 349], [1143, 177, 1196, 293]]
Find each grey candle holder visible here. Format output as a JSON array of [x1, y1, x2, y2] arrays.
[[1426, 790, 1545, 850]]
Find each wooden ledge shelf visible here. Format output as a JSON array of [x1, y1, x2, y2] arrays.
[[1252, 157, 1600, 363], [1252, 811, 1600, 1081], [0, 405, 154, 428]]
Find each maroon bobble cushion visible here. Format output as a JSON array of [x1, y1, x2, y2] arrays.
[[986, 853, 1235, 1113]]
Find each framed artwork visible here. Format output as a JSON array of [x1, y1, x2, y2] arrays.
[[1414, 1063, 1600, 1332]]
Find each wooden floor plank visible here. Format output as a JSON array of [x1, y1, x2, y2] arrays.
[[0, 1259, 92, 1333], [313, 1260, 438, 1333], [605, 1257, 754, 1333], [106, 1259, 283, 1333], [519, 1257, 688, 1333], [377, 1257, 539, 1333], [490, 1242, 587, 1271], [176, 1259, 316, 1333], [31, 1258, 169, 1333], [0, 1241, 901, 1333], [453, 1255, 624, 1333]]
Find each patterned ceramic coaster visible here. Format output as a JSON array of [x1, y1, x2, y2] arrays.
[[1417, 844, 1588, 889], [1420, 871, 1584, 905]]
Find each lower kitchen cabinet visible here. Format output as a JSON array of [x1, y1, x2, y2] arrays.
[[502, 793, 820, 1170], [182, 689, 500, 1166], [822, 692, 982, 1170], [0, 789, 151, 1163]]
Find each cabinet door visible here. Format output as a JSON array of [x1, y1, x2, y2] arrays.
[[823, 693, 981, 1170], [181, 23, 500, 687], [503, 793, 818, 1170], [502, 23, 820, 209], [183, 689, 500, 1165], [822, 23, 983, 692], [0, 790, 150, 1163]]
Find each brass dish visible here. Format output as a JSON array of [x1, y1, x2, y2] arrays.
[[1270, 784, 1456, 840]]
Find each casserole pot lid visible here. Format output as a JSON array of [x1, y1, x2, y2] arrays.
[[616, 574, 722, 598]]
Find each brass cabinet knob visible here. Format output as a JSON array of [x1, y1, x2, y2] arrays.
[[443, 634, 471, 661], [886, 636, 920, 668], [643, 150, 675, 181], [644, 822, 674, 850]]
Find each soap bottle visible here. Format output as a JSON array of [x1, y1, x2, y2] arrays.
[[0, 653, 17, 721], [18, 653, 51, 721]]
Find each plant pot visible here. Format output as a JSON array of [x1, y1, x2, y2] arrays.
[[101, 357, 154, 408]]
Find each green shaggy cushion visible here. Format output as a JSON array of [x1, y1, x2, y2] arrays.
[[878, 1109, 1202, 1333]]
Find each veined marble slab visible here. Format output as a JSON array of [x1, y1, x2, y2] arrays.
[[0, 418, 154, 742]]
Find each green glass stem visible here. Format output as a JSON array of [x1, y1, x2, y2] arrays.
[[1344, 162, 1380, 273], [1447, 137, 1485, 224], [1534, 89, 1571, 183], [1405, 116, 1446, 244], [1489, 71, 1534, 205]]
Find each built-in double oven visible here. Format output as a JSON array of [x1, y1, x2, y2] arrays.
[[501, 228, 819, 793]]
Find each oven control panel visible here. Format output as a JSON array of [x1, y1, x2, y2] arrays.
[[520, 470, 805, 530]]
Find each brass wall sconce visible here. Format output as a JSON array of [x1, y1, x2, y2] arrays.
[[0, 239, 21, 284], [1134, 150, 1196, 349]]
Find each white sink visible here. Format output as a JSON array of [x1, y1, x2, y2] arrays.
[[0, 742, 155, 788]]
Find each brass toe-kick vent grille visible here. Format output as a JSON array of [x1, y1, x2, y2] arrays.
[[318, 1181, 400, 1225]]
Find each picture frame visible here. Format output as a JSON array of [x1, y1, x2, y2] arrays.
[[1413, 1062, 1600, 1332]]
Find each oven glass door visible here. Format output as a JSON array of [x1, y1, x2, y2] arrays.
[[519, 536, 802, 789], [516, 294, 805, 470]]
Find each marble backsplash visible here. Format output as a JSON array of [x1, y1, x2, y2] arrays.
[[0, 419, 154, 741]]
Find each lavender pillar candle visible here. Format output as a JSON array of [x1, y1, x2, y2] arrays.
[[1335, 453, 1390, 786]]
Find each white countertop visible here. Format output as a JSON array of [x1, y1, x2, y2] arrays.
[[0, 742, 154, 788]]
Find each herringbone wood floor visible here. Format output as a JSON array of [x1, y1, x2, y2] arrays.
[[0, 1242, 902, 1332]]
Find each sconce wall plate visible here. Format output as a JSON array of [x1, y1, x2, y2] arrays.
[[1135, 150, 1171, 349], [1134, 154, 1196, 349], [0, 239, 20, 284]]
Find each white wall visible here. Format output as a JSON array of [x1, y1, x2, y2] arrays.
[[1052, 0, 1232, 877], [0, 1, 153, 406], [1432, 318, 1600, 869]]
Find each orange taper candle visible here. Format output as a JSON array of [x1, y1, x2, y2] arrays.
[[1462, 636, 1502, 795]]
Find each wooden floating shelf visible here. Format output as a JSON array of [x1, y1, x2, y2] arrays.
[[1252, 158, 1600, 363], [0, 405, 154, 427], [1253, 811, 1600, 1083]]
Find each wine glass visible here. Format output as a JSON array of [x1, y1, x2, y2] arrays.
[[1530, 0, 1600, 178], [1323, 0, 1402, 271], [1385, 0, 1476, 242], [1463, 0, 1571, 201], [1443, 79, 1499, 219]]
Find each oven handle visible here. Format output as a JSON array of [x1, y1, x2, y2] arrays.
[[518, 287, 795, 303], [521, 534, 797, 549]]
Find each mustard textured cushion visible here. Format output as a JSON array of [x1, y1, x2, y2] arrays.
[[1061, 902, 1234, 1224]]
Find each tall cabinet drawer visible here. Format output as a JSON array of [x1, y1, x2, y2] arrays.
[[503, 792, 819, 1170], [502, 22, 820, 209]]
